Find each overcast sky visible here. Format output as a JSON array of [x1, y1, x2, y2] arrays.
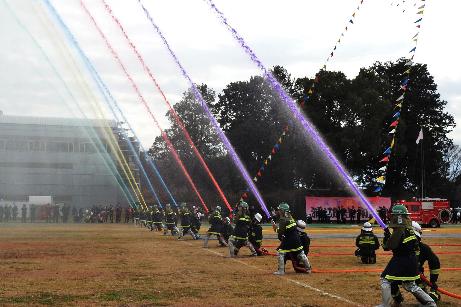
[[0, 0, 459, 149]]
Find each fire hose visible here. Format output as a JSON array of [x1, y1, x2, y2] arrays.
[[419, 274, 461, 300]]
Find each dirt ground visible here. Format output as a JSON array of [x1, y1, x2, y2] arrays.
[[0, 223, 460, 306]]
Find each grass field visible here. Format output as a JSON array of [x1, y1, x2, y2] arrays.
[[0, 223, 460, 306]]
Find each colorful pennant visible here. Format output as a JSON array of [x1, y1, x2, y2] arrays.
[[374, 0, 426, 194]]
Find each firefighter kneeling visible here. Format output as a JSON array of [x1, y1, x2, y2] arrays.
[[412, 221, 441, 303], [355, 222, 380, 264], [378, 205, 436, 307]]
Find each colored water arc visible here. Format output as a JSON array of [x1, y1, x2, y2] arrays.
[[80, 0, 209, 213], [2, 0, 137, 209], [136, 0, 271, 218], [42, 0, 178, 208], [100, 0, 229, 211], [205, 0, 386, 228]]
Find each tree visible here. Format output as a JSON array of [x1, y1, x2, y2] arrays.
[[367, 60, 455, 198]]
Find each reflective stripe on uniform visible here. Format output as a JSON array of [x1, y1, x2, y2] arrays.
[[231, 235, 248, 240], [402, 235, 417, 244], [430, 269, 440, 274], [384, 274, 420, 281], [359, 239, 375, 244], [278, 245, 303, 253], [286, 222, 296, 229]]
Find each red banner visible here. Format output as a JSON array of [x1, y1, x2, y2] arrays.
[[305, 196, 391, 222]]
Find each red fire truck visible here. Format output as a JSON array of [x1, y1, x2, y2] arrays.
[[394, 198, 451, 228]]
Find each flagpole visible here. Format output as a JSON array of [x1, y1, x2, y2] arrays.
[[420, 131, 424, 199]]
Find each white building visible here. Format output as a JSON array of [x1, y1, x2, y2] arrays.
[[0, 114, 140, 208]]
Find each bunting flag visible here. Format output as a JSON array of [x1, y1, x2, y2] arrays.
[[374, 0, 426, 194], [390, 120, 399, 127], [237, 125, 289, 202], [238, 0, 367, 204]]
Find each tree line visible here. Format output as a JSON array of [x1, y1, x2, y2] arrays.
[[142, 59, 459, 211]]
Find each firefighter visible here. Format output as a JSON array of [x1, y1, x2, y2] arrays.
[[249, 213, 264, 256], [228, 201, 257, 257], [163, 204, 179, 236], [221, 217, 233, 245], [146, 206, 154, 230], [152, 205, 164, 231], [190, 206, 201, 239], [378, 205, 436, 307], [178, 204, 198, 240], [288, 220, 312, 273], [203, 206, 227, 248], [355, 222, 380, 264], [412, 221, 441, 303], [273, 203, 310, 275]]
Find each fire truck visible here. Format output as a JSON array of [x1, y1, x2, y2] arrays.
[[394, 198, 451, 228]]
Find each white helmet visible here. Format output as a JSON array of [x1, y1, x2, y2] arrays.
[[296, 220, 306, 232], [254, 213, 262, 223], [362, 222, 373, 232], [412, 221, 422, 238]]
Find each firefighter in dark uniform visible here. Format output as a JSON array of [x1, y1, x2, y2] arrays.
[[379, 205, 436, 307], [412, 221, 441, 302], [152, 205, 164, 231], [163, 204, 179, 236], [146, 206, 154, 230], [249, 213, 264, 256], [190, 206, 201, 239], [355, 222, 380, 264], [228, 201, 257, 257], [203, 206, 227, 248], [178, 204, 198, 240], [287, 220, 312, 273], [273, 203, 310, 275], [221, 217, 233, 245]]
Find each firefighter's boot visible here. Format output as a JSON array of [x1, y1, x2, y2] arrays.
[[273, 253, 285, 275]]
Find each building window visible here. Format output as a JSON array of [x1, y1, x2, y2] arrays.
[[5, 140, 28, 151], [79, 143, 96, 153], [29, 141, 45, 152], [46, 142, 73, 153]]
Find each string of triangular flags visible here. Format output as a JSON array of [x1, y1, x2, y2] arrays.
[[390, 0, 419, 13], [238, 0, 367, 205], [301, 0, 365, 108], [238, 125, 289, 202], [374, 0, 426, 193]]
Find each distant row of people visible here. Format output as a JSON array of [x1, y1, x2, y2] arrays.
[[0, 203, 134, 223], [308, 206, 389, 224]]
